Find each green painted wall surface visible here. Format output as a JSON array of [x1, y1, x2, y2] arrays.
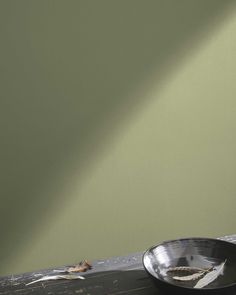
[[0, 0, 236, 275]]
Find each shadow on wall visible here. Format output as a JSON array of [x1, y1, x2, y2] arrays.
[[0, 0, 235, 273]]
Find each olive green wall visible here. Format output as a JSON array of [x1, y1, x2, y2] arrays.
[[1, 0, 236, 275]]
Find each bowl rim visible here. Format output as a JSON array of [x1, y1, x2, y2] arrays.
[[142, 237, 236, 291]]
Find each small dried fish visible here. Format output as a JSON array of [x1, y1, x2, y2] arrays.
[[167, 266, 206, 273], [53, 260, 92, 274], [167, 265, 213, 282], [26, 274, 85, 286], [68, 260, 92, 273], [194, 260, 226, 289], [173, 271, 207, 281]]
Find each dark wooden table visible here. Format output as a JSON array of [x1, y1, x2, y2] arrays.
[[0, 235, 235, 295]]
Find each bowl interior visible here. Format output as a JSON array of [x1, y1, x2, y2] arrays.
[[143, 238, 236, 290]]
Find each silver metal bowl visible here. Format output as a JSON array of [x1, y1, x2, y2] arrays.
[[143, 237, 236, 294]]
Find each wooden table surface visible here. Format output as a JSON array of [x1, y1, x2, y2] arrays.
[[0, 235, 235, 295]]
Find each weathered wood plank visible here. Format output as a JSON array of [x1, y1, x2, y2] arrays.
[[0, 235, 235, 295]]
